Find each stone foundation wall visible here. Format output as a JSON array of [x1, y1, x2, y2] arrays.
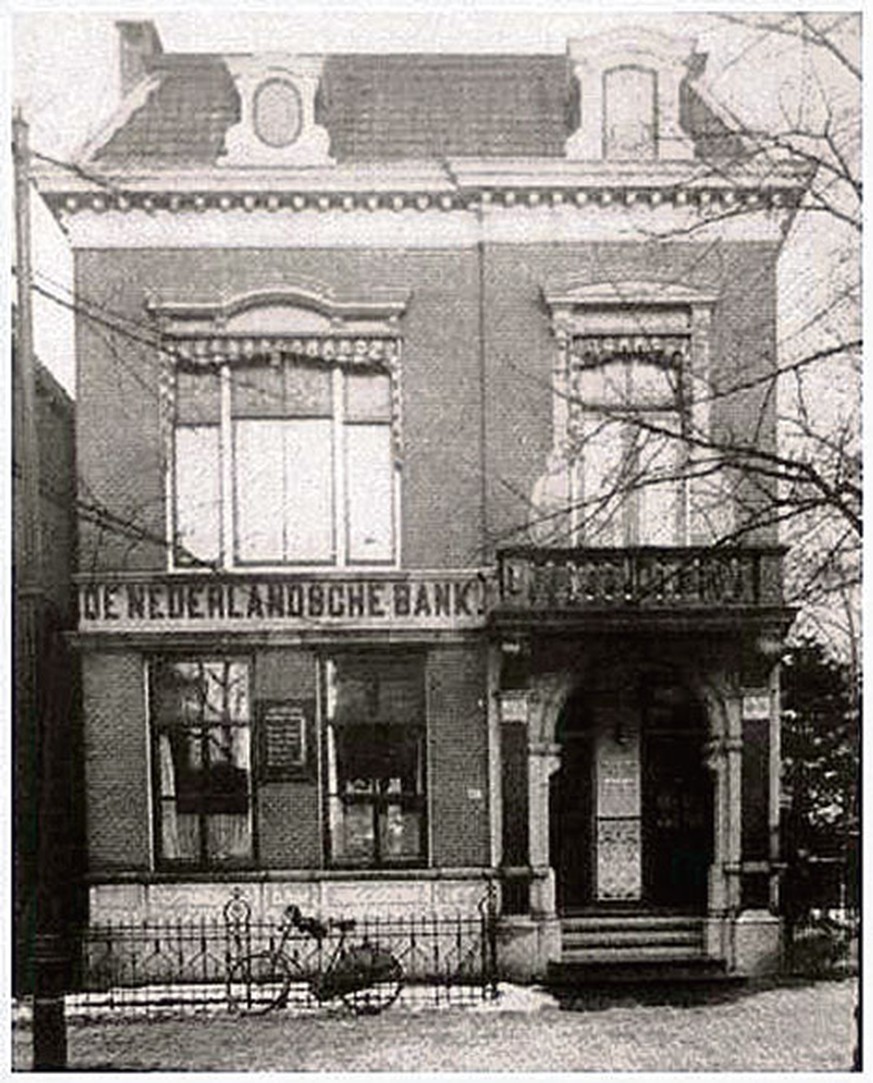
[[89, 874, 493, 923]]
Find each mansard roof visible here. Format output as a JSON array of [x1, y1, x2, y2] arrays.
[[88, 51, 744, 168]]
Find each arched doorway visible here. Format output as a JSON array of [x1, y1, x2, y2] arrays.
[[549, 685, 594, 911], [549, 668, 712, 912]]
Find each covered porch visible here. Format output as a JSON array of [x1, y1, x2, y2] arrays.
[[489, 545, 793, 980]]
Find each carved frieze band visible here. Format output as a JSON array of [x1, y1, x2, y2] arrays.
[[52, 186, 801, 217]]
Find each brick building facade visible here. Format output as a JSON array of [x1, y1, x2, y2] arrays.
[[36, 22, 805, 978]]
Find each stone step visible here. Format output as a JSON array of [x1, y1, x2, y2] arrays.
[[560, 943, 707, 964], [546, 957, 732, 987], [561, 914, 703, 930], [562, 926, 703, 949]]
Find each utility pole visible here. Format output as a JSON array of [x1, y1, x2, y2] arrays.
[[13, 106, 68, 1071]]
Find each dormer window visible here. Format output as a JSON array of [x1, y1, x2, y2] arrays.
[[252, 77, 304, 148], [604, 66, 656, 160], [222, 57, 332, 166], [566, 30, 695, 161]]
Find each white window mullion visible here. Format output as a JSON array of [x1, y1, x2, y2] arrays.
[[333, 367, 346, 566], [220, 365, 233, 569]]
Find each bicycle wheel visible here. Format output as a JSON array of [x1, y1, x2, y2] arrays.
[[227, 951, 292, 1015], [339, 950, 403, 1016]]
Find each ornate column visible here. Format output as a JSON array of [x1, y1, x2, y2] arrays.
[[724, 691, 745, 914], [523, 675, 575, 916], [527, 740, 562, 915], [704, 728, 728, 912], [768, 661, 783, 912], [701, 675, 739, 963]]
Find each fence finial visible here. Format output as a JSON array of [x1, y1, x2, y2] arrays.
[[223, 889, 251, 927]]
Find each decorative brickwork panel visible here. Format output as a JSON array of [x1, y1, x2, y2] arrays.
[[83, 651, 151, 871], [501, 722, 530, 867], [742, 717, 770, 862], [76, 247, 484, 572], [427, 644, 490, 868]]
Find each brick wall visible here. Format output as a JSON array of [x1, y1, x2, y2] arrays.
[[75, 247, 484, 573], [83, 651, 151, 871], [482, 240, 781, 550], [76, 238, 779, 573], [427, 642, 490, 867], [254, 649, 321, 868]]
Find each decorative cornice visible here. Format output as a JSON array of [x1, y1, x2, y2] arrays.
[[39, 184, 803, 219], [167, 335, 400, 366], [33, 156, 810, 220], [148, 281, 409, 367]]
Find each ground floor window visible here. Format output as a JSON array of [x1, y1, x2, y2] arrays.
[[323, 654, 427, 867], [149, 657, 253, 868]]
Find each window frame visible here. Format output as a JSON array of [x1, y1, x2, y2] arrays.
[[170, 357, 400, 572], [320, 652, 429, 870], [602, 64, 658, 161], [568, 337, 690, 546], [542, 280, 718, 548], [149, 654, 257, 872]]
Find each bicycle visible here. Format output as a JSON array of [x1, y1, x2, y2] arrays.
[[226, 904, 404, 1016]]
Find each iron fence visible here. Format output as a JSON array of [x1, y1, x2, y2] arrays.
[[68, 889, 498, 1016]]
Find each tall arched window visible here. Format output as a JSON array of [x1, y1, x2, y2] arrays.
[[150, 285, 408, 571], [603, 66, 657, 160], [568, 335, 687, 545]]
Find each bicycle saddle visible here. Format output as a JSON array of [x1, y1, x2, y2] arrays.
[[331, 918, 357, 933]]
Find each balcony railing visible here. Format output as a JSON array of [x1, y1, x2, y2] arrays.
[[496, 546, 785, 614]]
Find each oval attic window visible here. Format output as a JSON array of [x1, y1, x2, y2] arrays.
[[253, 78, 303, 148]]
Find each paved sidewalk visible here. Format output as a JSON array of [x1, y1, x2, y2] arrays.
[[12, 978, 857, 1072]]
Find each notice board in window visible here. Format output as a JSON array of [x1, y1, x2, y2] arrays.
[[258, 699, 311, 780]]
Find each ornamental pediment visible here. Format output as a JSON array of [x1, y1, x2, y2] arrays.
[[146, 282, 410, 338], [543, 278, 717, 311]]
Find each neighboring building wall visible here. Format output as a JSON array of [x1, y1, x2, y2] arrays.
[[13, 355, 77, 616], [13, 349, 79, 991]]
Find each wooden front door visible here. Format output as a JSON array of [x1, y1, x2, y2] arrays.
[[642, 702, 713, 908]]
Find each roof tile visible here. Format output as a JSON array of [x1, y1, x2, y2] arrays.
[[91, 52, 741, 167]]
